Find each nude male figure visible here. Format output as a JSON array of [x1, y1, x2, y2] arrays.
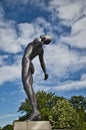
[[22, 35, 52, 121]]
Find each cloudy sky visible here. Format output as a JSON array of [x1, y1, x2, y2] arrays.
[[0, 0, 86, 127]]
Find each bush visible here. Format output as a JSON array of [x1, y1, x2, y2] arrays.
[[49, 99, 79, 129]]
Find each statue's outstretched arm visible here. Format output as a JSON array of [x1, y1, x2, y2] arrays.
[[39, 49, 48, 80]]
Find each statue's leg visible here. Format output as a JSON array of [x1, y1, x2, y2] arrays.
[[30, 62, 38, 110], [28, 70, 41, 121], [22, 58, 41, 120]]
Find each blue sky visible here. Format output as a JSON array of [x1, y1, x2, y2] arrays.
[[0, 0, 86, 127]]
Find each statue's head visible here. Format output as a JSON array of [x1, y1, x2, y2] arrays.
[[40, 35, 52, 45]]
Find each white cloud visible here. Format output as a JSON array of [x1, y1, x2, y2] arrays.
[[0, 0, 86, 90], [72, 17, 86, 34], [60, 17, 86, 48], [0, 9, 52, 85], [49, 0, 86, 22], [0, 55, 8, 65], [28, 43, 86, 94], [18, 23, 35, 38], [0, 55, 22, 86], [54, 79, 86, 92], [58, 1, 85, 20], [0, 17, 47, 53], [81, 73, 86, 80], [44, 43, 86, 79], [17, 20, 45, 46], [0, 64, 21, 85], [48, 0, 86, 49], [0, 113, 19, 127], [61, 30, 86, 49], [0, 20, 22, 53], [0, 114, 17, 119]]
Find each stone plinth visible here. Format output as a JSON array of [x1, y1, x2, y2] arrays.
[[14, 121, 52, 130]]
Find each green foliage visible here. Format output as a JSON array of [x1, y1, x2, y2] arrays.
[[69, 96, 86, 129], [49, 98, 79, 129], [18, 90, 64, 121], [70, 96, 86, 111], [2, 124, 13, 130], [18, 98, 31, 113], [81, 121, 86, 130], [1, 92, 86, 129], [18, 98, 31, 120], [17, 91, 86, 129], [36, 91, 64, 120]]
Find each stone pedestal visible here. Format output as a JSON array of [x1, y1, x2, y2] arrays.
[[14, 121, 52, 130]]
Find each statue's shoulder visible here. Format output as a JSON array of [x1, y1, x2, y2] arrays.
[[24, 42, 33, 54], [26, 42, 33, 48], [28, 41, 33, 46]]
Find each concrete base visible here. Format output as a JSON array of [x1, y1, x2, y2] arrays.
[[14, 121, 52, 130]]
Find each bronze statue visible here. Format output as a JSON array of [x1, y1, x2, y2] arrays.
[[22, 35, 52, 121]]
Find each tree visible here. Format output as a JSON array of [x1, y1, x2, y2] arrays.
[[49, 98, 79, 129], [69, 96, 86, 129], [36, 91, 64, 120], [18, 98, 31, 120], [81, 121, 86, 130], [18, 91, 85, 129], [69, 96, 86, 112], [2, 124, 13, 130], [18, 90, 64, 121]]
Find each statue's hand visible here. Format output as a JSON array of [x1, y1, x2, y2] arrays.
[[44, 73, 48, 80]]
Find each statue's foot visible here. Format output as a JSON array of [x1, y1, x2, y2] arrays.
[[26, 111, 41, 121]]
